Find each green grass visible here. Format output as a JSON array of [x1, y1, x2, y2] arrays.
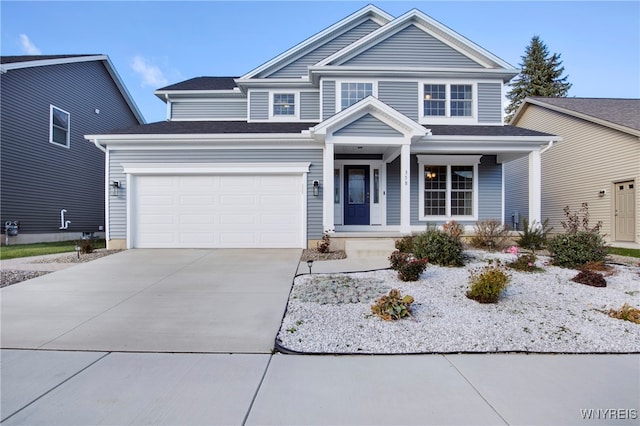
[[608, 246, 640, 258], [0, 240, 106, 260]]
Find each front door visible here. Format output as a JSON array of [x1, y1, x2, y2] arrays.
[[344, 165, 370, 225], [615, 180, 636, 241]]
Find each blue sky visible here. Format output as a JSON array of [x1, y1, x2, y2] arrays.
[[2, 1, 639, 124]]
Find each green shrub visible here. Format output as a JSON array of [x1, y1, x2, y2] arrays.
[[469, 219, 511, 251], [388, 250, 428, 281], [516, 218, 552, 252], [548, 231, 608, 268], [371, 288, 414, 321], [507, 252, 544, 272], [412, 229, 464, 267], [394, 236, 415, 253], [466, 261, 510, 303]]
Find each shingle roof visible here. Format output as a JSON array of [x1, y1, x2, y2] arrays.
[[0, 54, 96, 64], [528, 97, 640, 132], [157, 77, 239, 91], [104, 120, 555, 138]]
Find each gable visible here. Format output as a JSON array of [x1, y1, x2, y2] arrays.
[[258, 18, 382, 78], [333, 113, 403, 137], [334, 24, 483, 69]]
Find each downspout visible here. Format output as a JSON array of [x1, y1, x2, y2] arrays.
[[540, 140, 554, 155], [93, 139, 107, 153]]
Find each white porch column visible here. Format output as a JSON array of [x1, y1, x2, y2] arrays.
[[323, 142, 335, 232], [528, 149, 542, 226], [400, 143, 411, 234]]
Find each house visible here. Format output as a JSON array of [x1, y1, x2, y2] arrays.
[[86, 5, 558, 250], [0, 55, 144, 244], [505, 97, 639, 244]]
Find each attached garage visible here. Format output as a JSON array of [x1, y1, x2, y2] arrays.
[[122, 163, 310, 248]]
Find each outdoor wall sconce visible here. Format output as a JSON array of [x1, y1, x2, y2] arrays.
[[307, 259, 314, 274], [110, 181, 120, 196], [598, 189, 606, 197], [312, 180, 319, 196]]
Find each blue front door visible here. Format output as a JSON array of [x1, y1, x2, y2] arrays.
[[344, 165, 370, 225]]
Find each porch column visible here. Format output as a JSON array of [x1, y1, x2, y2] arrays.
[[323, 142, 335, 232], [528, 149, 542, 226], [400, 143, 411, 234]]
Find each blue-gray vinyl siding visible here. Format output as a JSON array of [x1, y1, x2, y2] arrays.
[[336, 24, 483, 69], [477, 83, 503, 124], [260, 19, 382, 78], [386, 155, 502, 226], [249, 91, 269, 120], [108, 149, 323, 241], [301, 92, 320, 121], [334, 113, 403, 137], [322, 80, 336, 119], [379, 81, 419, 120], [504, 156, 529, 230], [0, 60, 140, 234], [171, 99, 247, 120]]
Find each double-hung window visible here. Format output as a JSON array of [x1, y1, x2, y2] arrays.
[[418, 155, 481, 220], [422, 83, 474, 120], [340, 82, 373, 110], [273, 93, 296, 116], [50, 105, 70, 148]]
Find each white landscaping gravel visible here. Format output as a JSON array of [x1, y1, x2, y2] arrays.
[[277, 250, 640, 354]]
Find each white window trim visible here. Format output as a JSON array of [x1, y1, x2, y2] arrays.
[[269, 91, 300, 120], [336, 79, 377, 112], [49, 105, 70, 148], [417, 155, 481, 221], [418, 81, 477, 125]]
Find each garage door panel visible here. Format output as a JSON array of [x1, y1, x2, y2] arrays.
[[134, 174, 303, 248]]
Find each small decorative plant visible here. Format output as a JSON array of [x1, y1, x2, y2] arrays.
[[507, 251, 544, 273], [571, 270, 607, 287], [371, 288, 414, 320], [317, 232, 331, 253], [394, 236, 415, 254], [466, 260, 510, 303], [516, 218, 552, 252], [608, 303, 640, 324], [388, 251, 427, 281], [442, 220, 464, 239], [77, 239, 95, 254]]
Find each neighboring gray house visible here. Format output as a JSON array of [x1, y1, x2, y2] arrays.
[[505, 97, 639, 244], [1, 55, 144, 244], [87, 6, 558, 250]]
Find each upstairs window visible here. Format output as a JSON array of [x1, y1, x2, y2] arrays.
[[273, 93, 295, 116], [50, 105, 70, 148], [423, 83, 473, 118], [340, 82, 373, 110]]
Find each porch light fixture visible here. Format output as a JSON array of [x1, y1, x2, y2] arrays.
[[426, 171, 437, 179], [110, 181, 120, 196], [424, 94, 432, 100], [312, 180, 320, 196], [307, 259, 314, 274]]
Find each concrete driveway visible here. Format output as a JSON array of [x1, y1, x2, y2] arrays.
[[0, 249, 301, 353]]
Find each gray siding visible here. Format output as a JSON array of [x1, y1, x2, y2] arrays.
[[261, 19, 381, 78], [477, 155, 503, 220], [0, 60, 140, 234], [108, 149, 323, 241], [334, 114, 402, 137], [338, 25, 483, 69], [504, 156, 529, 230], [379, 81, 419, 120], [249, 91, 269, 120], [300, 91, 320, 121], [171, 99, 247, 120], [322, 80, 336, 119], [386, 158, 400, 226], [477, 83, 503, 124]]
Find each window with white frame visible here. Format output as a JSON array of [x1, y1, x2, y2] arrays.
[[50, 105, 70, 148], [340, 82, 373, 110], [418, 155, 481, 220], [422, 83, 473, 118], [273, 93, 295, 116]]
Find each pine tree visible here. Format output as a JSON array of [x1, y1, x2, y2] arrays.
[[505, 35, 572, 122]]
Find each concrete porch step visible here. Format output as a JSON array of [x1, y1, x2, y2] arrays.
[[344, 238, 396, 259]]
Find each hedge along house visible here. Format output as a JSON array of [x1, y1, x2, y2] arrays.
[[86, 6, 558, 250]]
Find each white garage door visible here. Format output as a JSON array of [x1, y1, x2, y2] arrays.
[[133, 174, 304, 248]]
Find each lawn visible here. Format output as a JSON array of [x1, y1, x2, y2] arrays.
[[0, 240, 106, 260], [608, 246, 640, 258]]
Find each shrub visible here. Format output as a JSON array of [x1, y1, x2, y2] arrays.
[[388, 250, 428, 281], [413, 228, 464, 267], [516, 218, 552, 252], [561, 203, 602, 234], [508, 253, 544, 272], [394, 236, 415, 253], [571, 270, 607, 287], [470, 219, 511, 251], [442, 220, 464, 239], [78, 239, 95, 254], [466, 260, 510, 303], [371, 288, 414, 320], [608, 303, 640, 324], [317, 232, 331, 253], [548, 231, 608, 268]]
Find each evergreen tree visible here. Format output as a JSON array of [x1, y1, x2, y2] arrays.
[[505, 35, 572, 122]]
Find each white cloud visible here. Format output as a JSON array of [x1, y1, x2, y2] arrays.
[[130, 55, 168, 88], [19, 34, 41, 55]]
